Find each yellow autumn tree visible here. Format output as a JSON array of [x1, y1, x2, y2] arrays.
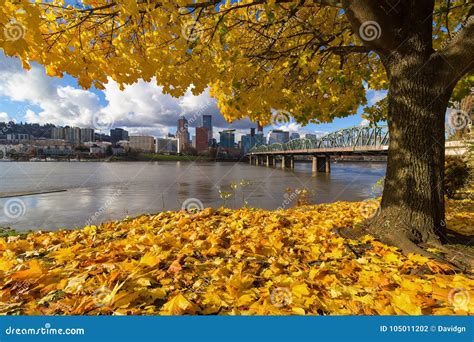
[[0, 0, 473, 254]]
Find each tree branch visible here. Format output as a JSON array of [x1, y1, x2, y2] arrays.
[[324, 45, 371, 55], [187, 0, 343, 8], [438, 6, 474, 81]]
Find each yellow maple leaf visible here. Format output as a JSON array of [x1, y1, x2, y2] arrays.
[[140, 253, 160, 267], [236, 293, 256, 306], [11, 260, 43, 281], [161, 294, 197, 315], [292, 307, 306, 315], [48, 247, 75, 263], [391, 293, 421, 315], [0, 257, 14, 272], [292, 283, 310, 297]]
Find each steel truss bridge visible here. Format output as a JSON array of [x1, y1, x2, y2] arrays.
[[249, 125, 390, 156], [247, 125, 471, 172], [247, 126, 390, 173]]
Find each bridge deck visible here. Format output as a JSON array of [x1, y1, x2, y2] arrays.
[[248, 124, 471, 157], [249, 145, 389, 155]]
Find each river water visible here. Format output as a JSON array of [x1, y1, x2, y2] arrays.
[[0, 161, 386, 231]]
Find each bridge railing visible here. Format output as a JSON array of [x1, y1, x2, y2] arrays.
[[249, 125, 389, 154]]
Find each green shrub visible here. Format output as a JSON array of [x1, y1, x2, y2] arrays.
[[444, 156, 470, 198]]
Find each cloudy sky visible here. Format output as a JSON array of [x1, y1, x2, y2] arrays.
[[0, 55, 386, 140]]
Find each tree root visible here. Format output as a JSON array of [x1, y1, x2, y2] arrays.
[[335, 219, 473, 275]]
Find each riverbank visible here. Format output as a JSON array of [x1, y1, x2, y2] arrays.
[[1, 154, 238, 162], [0, 189, 67, 199], [110, 154, 214, 162], [0, 199, 472, 315]]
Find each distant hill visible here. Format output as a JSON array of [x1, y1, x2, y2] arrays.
[[0, 121, 55, 139]]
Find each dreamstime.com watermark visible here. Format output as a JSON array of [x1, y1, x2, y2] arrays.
[[448, 109, 471, 130], [181, 20, 203, 42], [440, 16, 474, 50], [91, 111, 115, 132], [3, 21, 26, 41], [93, 286, 114, 307], [448, 288, 470, 310], [177, 99, 213, 134], [277, 189, 302, 210], [359, 199, 381, 219], [270, 287, 292, 308], [3, 197, 27, 219], [181, 197, 204, 212], [359, 21, 382, 42], [4, 323, 85, 336]]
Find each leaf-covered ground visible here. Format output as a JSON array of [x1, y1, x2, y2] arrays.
[[0, 199, 473, 315]]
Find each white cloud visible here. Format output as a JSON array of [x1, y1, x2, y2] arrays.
[[271, 121, 327, 138], [0, 112, 12, 122], [275, 122, 301, 133], [367, 89, 386, 106], [24, 109, 38, 123], [0, 57, 102, 128], [0, 56, 256, 138], [360, 118, 370, 126]]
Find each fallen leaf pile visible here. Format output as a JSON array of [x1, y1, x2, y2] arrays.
[[0, 199, 473, 315], [446, 199, 474, 236]]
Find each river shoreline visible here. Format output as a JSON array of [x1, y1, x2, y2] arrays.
[[0, 189, 67, 198]]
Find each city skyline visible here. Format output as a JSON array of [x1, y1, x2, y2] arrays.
[[0, 56, 386, 141], [0, 115, 327, 143], [0, 115, 332, 158]]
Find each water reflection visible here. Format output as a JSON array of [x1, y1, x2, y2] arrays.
[[0, 161, 386, 231]]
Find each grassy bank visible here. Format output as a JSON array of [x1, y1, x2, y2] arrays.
[[0, 199, 472, 315]]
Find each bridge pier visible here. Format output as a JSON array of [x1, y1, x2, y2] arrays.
[[281, 155, 294, 169], [266, 155, 274, 167], [312, 155, 331, 173]]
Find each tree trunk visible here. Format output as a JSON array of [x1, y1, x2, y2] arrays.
[[367, 53, 454, 252], [341, 0, 473, 259]]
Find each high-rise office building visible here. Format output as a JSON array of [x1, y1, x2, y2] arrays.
[[80, 128, 95, 143], [177, 116, 188, 133], [241, 127, 266, 154], [268, 129, 289, 145], [219, 129, 235, 149], [209, 138, 217, 148], [290, 132, 300, 140], [129, 135, 155, 152], [110, 128, 129, 144], [177, 116, 190, 153], [64, 126, 81, 145], [51, 127, 65, 140], [195, 127, 209, 154], [201, 115, 212, 142], [241, 134, 253, 154], [255, 132, 266, 146], [156, 137, 178, 154]]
